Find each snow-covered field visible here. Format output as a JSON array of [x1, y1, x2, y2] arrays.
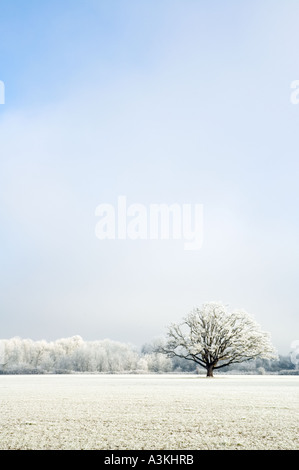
[[0, 374, 298, 450]]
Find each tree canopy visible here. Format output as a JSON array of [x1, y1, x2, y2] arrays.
[[159, 302, 277, 376]]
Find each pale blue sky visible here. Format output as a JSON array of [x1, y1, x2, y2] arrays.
[[0, 1, 299, 353]]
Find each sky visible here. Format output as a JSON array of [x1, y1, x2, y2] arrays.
[[0, 0, 299, 354]]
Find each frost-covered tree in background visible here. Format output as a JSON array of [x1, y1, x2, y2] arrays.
[[159, 302, 277, 377]]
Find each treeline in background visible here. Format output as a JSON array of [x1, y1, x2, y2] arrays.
[[0, 335, 297, 375]]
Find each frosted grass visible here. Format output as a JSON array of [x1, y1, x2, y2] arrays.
[[0, 374, 298, 450]]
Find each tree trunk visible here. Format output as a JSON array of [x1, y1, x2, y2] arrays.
[[206, 365, 214, 377]]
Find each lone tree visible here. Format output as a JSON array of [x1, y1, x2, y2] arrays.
[[160, 302, 277, 377]]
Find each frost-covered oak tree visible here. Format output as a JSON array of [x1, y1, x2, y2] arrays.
[[160, 302, 277, 377]]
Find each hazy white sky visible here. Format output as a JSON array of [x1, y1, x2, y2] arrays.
[[0, 1, 299, 353]]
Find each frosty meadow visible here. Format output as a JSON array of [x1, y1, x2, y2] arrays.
[[0, 302, 296, 451], [0, 374, 298, 450]]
